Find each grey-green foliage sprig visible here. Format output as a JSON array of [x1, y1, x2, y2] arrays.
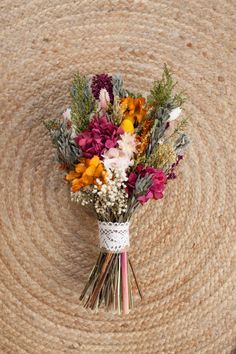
[[44, 120, 81, 169], [112, 74, 140, 98], [146, 65, 186, 157], [126, 174, 153, 217], [174, 133, 190, 155], [70, 73, 95, 132], [146, 106, 170, 157], [164, 116, 189, 145], [134, 174, 153, 197], [112, 74, 128, 97]]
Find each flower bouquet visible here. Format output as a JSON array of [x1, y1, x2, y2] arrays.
[[45, 66, 190, 314]]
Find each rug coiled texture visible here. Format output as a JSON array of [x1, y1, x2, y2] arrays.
[[0, 1, 235, 353]]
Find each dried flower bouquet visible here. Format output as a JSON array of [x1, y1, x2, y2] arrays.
[[45, 66, 190, 314]]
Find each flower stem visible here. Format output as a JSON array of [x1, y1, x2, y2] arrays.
[[86, 252, 113, 308], [121, 251, 129, 315]]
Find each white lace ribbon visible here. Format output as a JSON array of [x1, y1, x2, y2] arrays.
[[98, 222, 130, 253]]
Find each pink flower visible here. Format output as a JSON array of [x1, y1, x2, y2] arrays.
[[126, 165, 166, 205], [98, 88, 110, 111], [102, 133, 136, 179], [126, 172, 138, 192], [63, 108, 71, 120], [103, 148, 133, 179], [75, 115, 124, 158]]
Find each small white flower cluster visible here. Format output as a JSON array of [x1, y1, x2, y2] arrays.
[[71, 188, 94, 206], [93, 170, 128, 218]]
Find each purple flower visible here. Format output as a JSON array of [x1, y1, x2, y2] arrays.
[[91, 74, 114, 103], [167, 155, 183, 180], [75, 115, 123, 158], [126, 165, 166, 205]]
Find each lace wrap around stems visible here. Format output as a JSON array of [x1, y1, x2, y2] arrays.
[[98, 222, 130, 253]]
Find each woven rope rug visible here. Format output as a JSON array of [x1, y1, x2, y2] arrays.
[[0, 1, 235, 353]]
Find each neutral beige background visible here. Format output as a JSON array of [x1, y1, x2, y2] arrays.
[[0, 1, 235, 353]]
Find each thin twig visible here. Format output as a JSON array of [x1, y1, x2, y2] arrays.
[[129, 259, 143, 300], [88, 253, 113, 308]]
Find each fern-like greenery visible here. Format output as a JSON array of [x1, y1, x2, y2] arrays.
[[70, 73, 95, 132], [164, 116, 189, 144], [147, 64, 186, 113]]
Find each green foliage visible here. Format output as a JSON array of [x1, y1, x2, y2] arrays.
[[173, 91, 186, 108], [134, 174, 153, 198], [174, 133, 190, 155], [108, 98, 123, 125], [43, 120, 59, 131], [112, 74, 141, 98], [163, 116, 190, 156], [146, 107, 170, 157], [144, 65, 186, 157], [147, 143, 177, 171], [44, 119, 81, 169], [70, 73, 95, 132], [147, 64, 186, 113], [112, 74, 127, 97], [165, 117, 189, 144], [126, 174, 153, 215]]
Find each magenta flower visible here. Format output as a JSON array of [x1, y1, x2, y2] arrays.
[[91, 74, 114, 103], [126, 165, 166, 205], [75, 115, 124, 158], [126, 172, 138, 192]]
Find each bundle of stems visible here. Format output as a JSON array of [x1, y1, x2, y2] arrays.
[[80, 251, 142, 314]]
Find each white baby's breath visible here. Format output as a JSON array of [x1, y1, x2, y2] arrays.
[[93, 170, 128, 219]]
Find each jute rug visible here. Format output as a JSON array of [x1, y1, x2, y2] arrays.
[[0, 1, 235, 353]]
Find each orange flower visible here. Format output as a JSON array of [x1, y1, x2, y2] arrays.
[[136, 119, 152, 155], [120, 97, 147, 124], [65, 156, 107, 192]]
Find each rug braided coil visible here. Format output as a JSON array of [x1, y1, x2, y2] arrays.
[[0, 1, 235, 353]]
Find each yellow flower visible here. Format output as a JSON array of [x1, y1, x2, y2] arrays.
[[120, 96, 147, 133], [120, 119, 135, 134], [65, 156, 107, 192]]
